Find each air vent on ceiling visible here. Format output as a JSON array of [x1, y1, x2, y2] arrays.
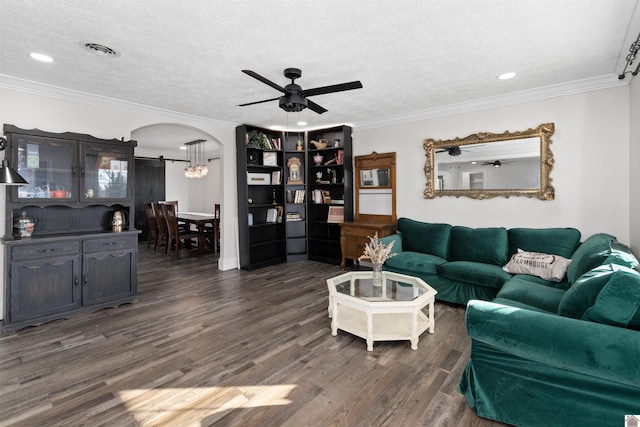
[[83, 43, 120, 57]]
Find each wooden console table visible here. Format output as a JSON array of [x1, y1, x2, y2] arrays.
[[339, 221, 396, 268]]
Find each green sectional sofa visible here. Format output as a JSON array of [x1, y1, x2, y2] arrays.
[[380, 218, 640, 426], [380, 218, 582, 305]]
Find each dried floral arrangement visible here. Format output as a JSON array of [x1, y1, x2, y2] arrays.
[[358, 232, 397, 265]]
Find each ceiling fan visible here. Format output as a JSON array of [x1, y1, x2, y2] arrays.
[[482, 160, 515, 167], [436, 145, 485, 156], [238, 68, 363, 114]]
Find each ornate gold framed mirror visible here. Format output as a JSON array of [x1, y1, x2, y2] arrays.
[[423, 122, 555, 200]]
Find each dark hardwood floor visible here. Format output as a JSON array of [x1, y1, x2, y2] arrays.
[[0, 245, 509, 427]]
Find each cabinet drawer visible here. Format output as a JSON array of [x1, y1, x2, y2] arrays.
[[83, 236, 137, 253], [11, 241, 80, 260]]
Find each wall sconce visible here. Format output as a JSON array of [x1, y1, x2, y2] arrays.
[[0, 137, 28, 185], [618, 31, 640, 80]]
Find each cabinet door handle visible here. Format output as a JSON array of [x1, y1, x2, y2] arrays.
[[72, 166, 77, 176], [74, 277, 79, 287], [37, 248, 57, 253], [83, 276, 88, 285]]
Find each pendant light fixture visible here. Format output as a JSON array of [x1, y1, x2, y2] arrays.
[[183, 139, 209, 179], [0, 137, 28, 185]]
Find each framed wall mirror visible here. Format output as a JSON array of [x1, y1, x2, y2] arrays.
[[423, 122, 555, 200], [355, 152, 396, 222]]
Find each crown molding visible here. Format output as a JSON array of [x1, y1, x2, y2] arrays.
[[354, 74, 629, 131], [0, 74, 237, 129], [1, 73, 629, 133]]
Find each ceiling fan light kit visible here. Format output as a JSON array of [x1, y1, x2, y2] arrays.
[[239, 67, 362, 114]]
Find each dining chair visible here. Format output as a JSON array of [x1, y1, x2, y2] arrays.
[[204, 203, 221, 255], [160, 200, 189, 231], [144, 202, 158, 249], [153, 202, 169, 251], [162, 203, 200, 257]]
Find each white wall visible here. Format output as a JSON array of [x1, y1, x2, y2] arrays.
[[164, 159, 223, 213], [353, 86, 631, 243]]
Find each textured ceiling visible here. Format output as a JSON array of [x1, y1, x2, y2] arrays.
[[1, 0, 639, 154]]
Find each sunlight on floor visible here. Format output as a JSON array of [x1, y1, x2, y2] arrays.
[[116, 385, 296, 426]]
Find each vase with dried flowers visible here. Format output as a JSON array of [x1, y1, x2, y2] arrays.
[[358, 232, 397, 290]]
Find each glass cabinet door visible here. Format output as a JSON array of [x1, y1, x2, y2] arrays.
[[14, 135, 75, 200], [82, 143, 130, 200]]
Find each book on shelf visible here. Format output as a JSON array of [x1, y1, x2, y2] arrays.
[[277, 206, 283, 223], [294, 189, 305, 203], [312, 189, 324, 204], [312, 189, 331, 203], [327, 206, 344, 223], [286, 212, 302, 221], [271, 170, 281, 185], [266, 208, 278, 223]]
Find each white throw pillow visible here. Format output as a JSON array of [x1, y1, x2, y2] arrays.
[[503, 249, 572, 282]]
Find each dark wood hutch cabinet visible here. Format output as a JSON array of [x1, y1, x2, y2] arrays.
[[2, 125, 139, 332]]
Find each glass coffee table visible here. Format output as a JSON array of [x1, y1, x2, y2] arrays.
[[326, 271, 437, 351]]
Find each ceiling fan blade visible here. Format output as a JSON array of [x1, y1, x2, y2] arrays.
[[237, 97, 280, 107], [307, 99, 328, 114], [304, 81, 363, 97], [242, 70, 286, 93]]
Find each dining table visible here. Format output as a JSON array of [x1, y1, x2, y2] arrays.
[[177, 211, 220, 255]]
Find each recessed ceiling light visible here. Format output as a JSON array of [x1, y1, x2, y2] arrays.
[[30, 53, 53, 63], [297, 121, 307, 126], [179, 146, 187, 150], [498, 72, 516, 80], [83, 42, 120, 57]]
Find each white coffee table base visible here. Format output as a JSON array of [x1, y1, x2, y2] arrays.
[[327, 272, 437, 351]]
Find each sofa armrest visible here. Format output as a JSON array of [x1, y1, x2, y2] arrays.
[[379, 233, 402, 254], [465, 300, 640, 387]]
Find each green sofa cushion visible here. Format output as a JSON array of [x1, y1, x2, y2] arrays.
[[438, 261, 512, 289], [582, 267, 640, 329], [496, 276, 566, 313], [605, 241, 639, 270], [449, 226, 508, 265], [559, 264, 617, 318], [384, 251, 446, 275], [507, 227, 581, 258], [510, 273, 570, 290], [566, 233, 616, 284], [396, 218, 451, 258]]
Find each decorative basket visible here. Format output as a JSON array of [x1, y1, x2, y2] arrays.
[[310, 140, 328, 149]]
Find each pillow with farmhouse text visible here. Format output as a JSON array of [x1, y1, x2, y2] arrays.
[[503, 249, 572, 282]]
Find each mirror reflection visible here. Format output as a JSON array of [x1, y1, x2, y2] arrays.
[[424, 123, 555, 200], [360, 168, 391, 187], [436, 137, 540, 191]]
